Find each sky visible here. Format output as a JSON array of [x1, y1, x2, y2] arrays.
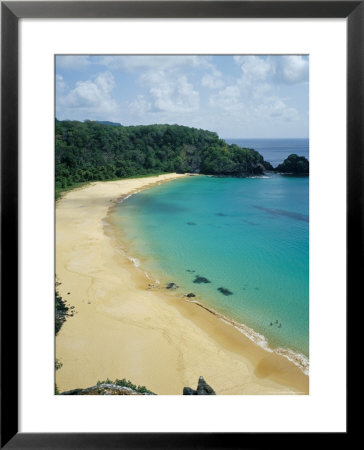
[[56, 55, 309, 139]]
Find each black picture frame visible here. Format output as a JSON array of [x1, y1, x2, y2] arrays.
[[1, 1, 356, 447]]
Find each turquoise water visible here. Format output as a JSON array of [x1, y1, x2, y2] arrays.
[[113, 174, 309, 362]]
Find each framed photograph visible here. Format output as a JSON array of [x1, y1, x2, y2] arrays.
[[1, 0, 356, 446]]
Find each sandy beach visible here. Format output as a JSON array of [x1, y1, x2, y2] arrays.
[[56, 173, 309, 395]]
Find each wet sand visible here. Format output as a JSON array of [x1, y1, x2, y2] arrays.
[[55, 174, 309, 395]]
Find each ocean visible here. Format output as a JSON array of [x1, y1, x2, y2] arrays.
[[225, 138, 309, 166], [111, 139, 309, 372]]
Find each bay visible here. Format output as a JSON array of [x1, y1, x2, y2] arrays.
[[113, 173, 309, 361]]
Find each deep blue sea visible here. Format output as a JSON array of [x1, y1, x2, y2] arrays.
[[225, 138, 309, 167], [113, 172, 309, 369]]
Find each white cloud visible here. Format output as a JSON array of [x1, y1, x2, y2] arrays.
[[279, 55, 309, 83], [97, 55, 211, 72], [234, 56, 275, 99], [57, 72, 117, 119], [234, 55, 308, 85], [254, 97, 299, 121], [137, 70, 200, 114], [201, 70, 225, 89], [151, 75, 199, 113], [209, 83, 299, 127], [209, 85, 241, 112], [205, 56, 305, 127], [238, 55, 272, 81], [56, 74, 66, 92], [94, 56, 209, 116], [129, 95, 151, 115], [56, 55, 308, 137], [56, 55, 91, 70]]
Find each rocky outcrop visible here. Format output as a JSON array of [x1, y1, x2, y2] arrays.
[[275, 154, 309, 175], [183, 376, 216, 395], [59, 377, 216, 395], [60, 383, 155, 395]]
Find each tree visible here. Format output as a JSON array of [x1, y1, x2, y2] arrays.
[[275, 154, 309, 174]]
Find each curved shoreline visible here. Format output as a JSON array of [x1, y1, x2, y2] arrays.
[[109, 179, 309, 376], [56, 174, 309, 395]]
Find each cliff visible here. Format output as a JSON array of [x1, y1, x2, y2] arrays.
[[59, 376, 216, 395]]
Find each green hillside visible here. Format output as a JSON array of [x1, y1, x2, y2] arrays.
[[55, 120, 272, 196]]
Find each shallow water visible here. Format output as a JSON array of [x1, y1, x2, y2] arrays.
[[113, 174, 309, 360]]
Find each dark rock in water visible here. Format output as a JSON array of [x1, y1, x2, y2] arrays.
[[183, 387, 197, 395], [166, 282, 179, 290], [186, 269, 195, 273], [186, 293, 196, 298], [187, 222, 197, 226], [217, 287, 233, 296], [216, 212, 228, 217], [183, 376, 216, 395], [193, 276, 211, 284]]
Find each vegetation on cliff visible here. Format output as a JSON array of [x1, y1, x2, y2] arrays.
[[275, 154, 309, 175], [97, 378, 154, 394], [55, 120, 272, 196], [55, 281, 75, 335], [60, 383, 155, 395], [59, 378, 155, 395], [58, 376, 216, 395]]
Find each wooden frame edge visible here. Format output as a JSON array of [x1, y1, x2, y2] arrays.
[[1, 1, 357, 447]]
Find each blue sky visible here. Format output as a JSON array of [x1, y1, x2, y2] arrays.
[[56, 55, 309, 139]]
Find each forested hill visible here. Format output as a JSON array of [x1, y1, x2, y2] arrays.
[[55, 120, 273, 194]]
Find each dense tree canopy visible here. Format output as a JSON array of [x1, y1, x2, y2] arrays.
[[55, 120, 273, 195], [275, 154, 309, 174]]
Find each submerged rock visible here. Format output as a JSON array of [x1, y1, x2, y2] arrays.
[[187, 221, 197, 226], [186, 292, 196, 298], [193, 276, 211, 284], [166, 282, 179, 290], [217, 287, 233, 296], [183, 376, 216, 395]]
